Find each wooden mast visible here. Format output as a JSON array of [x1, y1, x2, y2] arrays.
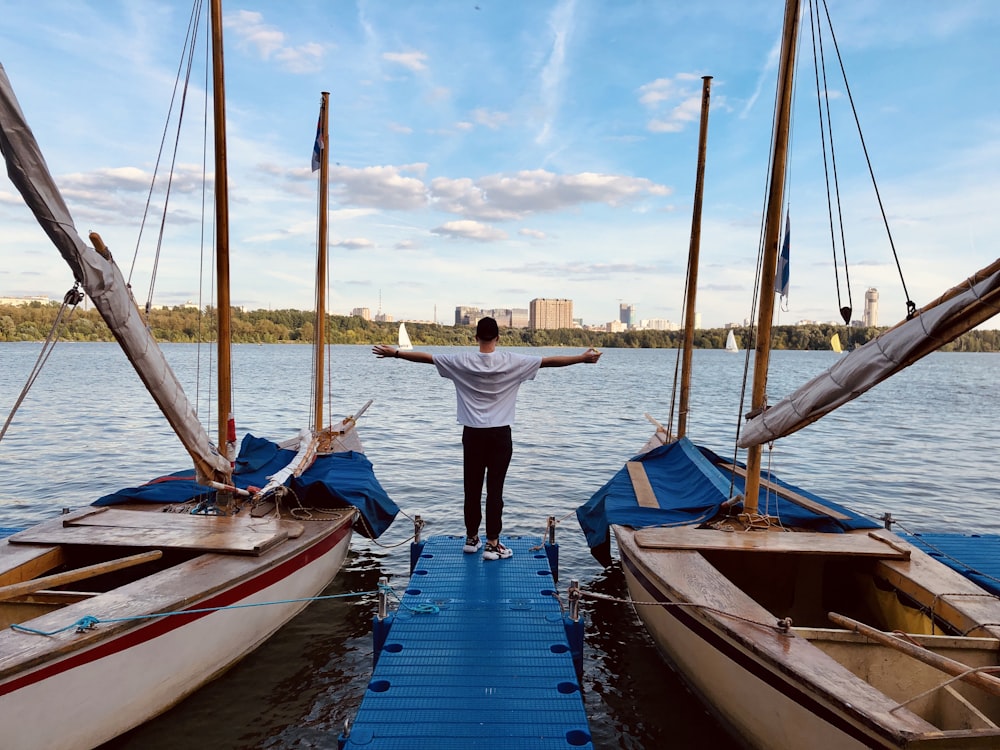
[[209, 0, 233, 474], [743, 0, 801, 515], [677, 75, 712, 439], [313, 92, 330, 432]]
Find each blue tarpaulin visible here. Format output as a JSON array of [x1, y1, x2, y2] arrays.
[[577, 436, 879, 565], [95, 433, 399, 539]]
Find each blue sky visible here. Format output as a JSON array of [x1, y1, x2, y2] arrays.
[[1, 1, 999, 329]]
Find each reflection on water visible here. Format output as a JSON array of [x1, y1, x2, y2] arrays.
[[2, 343, 997, 749]]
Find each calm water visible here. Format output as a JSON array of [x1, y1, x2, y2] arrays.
[[2, 342, 998, 749]]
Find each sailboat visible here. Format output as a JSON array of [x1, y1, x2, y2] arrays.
[[0, 3, 397, 748], [398, 321, 414, 351], [577, 2, 1000, 747], [724, 328, 739, 353], [831, 331, 843, 353]]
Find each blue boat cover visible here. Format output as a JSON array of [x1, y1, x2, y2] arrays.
[[577, 436, 879, 565], [94, 433, 399, 539]]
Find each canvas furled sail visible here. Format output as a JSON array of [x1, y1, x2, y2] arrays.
[[0, 63, 230, 483], [739, 256, 1000, 448]]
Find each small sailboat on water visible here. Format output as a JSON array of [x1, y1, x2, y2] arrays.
[[398, 322, 414, 350], [0, 3, 397, 747], [725, 328, 739, 353], [578, 2, 1000, 747], [831, 331, 843, 353]]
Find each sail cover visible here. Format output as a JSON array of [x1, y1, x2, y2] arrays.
[[96, 434, 400, 539], [739, 258, 1000, 447], [577, 437, 878, 565], [0, 63, 230, 482]]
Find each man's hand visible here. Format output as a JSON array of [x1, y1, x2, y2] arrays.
[[372, 345, 397, 358], [582, 347, 602, 364]]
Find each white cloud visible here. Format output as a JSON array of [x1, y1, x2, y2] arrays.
[[638, 74, 705, 133], [333, 238, 375, 250], [431, 220, 507, 242], [225, 10, 328, 73], [383, 51, 428, 72], [431, 170, 669, 220]]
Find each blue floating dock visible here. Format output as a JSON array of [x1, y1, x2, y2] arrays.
[[340, 535, 592, 749], [903, 532, 1000, 597]]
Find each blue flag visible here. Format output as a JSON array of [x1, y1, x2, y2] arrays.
[[311, 111, 323, 172], [775, 214, 790, 299]]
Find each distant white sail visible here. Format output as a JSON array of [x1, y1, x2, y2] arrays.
[[739, 257, 1000, 448], [398, 322, 413, 350], [725, 329, 738, 353], [0, 64, 230, 483], [831, 333, 842, 353]]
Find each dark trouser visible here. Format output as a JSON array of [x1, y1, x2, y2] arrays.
[[461, 425, 513, 541]]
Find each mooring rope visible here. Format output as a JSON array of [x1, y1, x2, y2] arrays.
[[377, 580, 439, 615], [578, 588, 794, 634], [11, 589, 378, 637]]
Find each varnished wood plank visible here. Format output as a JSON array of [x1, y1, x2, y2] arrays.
[[634, 526, 909, 558], [9, 508, 308, 554], [626, 461, 659, 508], [65, 508, 304, 537], [9, 525, 288, 555]]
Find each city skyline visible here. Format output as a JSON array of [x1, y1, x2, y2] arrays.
[[2, 3, 999, 329]]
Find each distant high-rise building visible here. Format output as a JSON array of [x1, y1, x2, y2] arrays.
[[529, 298, 573, 330], [863, 288, 879, 327], [351, 307, 371, 321], [455, 306, 479, 326], [619, 303, 635, 328], [640, 318, 679, 331], [510, 308, 530, 328], [455, 306, 530, 329]]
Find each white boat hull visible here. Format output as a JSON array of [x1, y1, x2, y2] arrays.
[[0, 515, 353, 750]]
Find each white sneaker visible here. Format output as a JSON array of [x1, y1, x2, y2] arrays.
[[462, 536, 482, 553], [482, 540, 513, 560]]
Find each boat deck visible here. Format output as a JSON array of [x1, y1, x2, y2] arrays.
[[903, 532, 1000, 597], [340, 535, 591, 750]]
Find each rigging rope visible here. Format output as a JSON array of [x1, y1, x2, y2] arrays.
[[817, 0, 915, 319], [0, 286, 84, 443], [807, 0, 853, 324]]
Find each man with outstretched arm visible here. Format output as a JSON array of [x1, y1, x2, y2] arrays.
[[372, 316, 601, 561]]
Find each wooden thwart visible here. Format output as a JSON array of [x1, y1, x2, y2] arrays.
[[7, 508, 303, 556], [635, 526, 910, 558], [0, 550, 162, 601]]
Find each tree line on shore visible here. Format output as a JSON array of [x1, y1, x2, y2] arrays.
[[3, 302, 1000, 352]]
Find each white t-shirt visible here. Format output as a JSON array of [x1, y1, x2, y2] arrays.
[[433, 350, 543, 428]]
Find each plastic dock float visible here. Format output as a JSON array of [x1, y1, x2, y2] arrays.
[[340, 534, 592, 749]]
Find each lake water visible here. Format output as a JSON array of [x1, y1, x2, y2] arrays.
[[2, 342, 998, 749]]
